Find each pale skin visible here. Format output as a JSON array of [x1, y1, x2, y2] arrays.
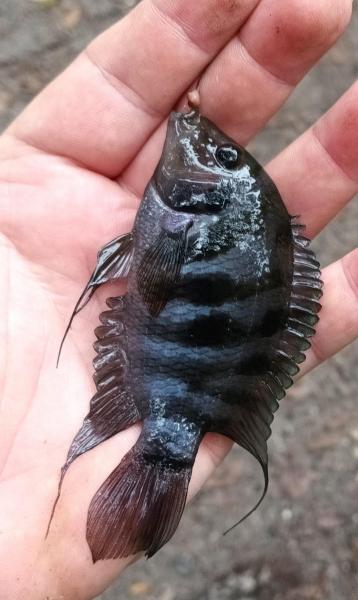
[[0, 0, 357, 598]]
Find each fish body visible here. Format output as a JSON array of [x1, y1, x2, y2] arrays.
[[51, 109, 322, 561]]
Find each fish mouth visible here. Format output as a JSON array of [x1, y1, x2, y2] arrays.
[[170, 109, 201, 128], [169, 110, 202, 141]]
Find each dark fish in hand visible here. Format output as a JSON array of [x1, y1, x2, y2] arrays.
[[48, 101, 322, 561]]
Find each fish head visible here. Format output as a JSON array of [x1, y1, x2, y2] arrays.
[[154, 109, 262, 216], [152, 109, 290, 261]]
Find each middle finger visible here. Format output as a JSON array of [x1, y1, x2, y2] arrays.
[[122, 0, 351, 194]]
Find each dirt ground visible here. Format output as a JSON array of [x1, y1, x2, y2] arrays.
[[1, 1, 357, 599]]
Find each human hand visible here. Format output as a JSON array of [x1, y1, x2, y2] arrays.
[[0, 1, 357, 598]]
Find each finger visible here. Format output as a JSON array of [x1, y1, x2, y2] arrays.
[[267, 82, 358, 237], [197, 0, 352, 143], [189, 433, 233, 499], [300, 248, 358, 376], [122, 0, 352, 194], [7, 0, 260, 177]]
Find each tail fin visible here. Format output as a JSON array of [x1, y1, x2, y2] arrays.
[[87, 437, 194, 561]]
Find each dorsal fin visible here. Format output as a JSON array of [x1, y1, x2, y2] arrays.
[[221, 219, 322, 531]]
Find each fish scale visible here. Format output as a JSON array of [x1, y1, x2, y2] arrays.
[[48, 105, 322, 561]]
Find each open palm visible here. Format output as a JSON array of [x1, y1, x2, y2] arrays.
[[0, 1, 357, 599]]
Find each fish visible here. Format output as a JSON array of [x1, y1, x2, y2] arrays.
[[48, 98, 322, 561]]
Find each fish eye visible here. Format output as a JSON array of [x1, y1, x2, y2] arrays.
[[215, 145, 241, 170]]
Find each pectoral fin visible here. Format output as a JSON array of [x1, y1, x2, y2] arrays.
[[137, 214, 192, 317]]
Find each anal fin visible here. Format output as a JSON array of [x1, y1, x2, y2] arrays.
[[47, 295, 140, 535]]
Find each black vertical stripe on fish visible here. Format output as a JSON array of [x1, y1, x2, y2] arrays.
[[48, 105, 322, 561]]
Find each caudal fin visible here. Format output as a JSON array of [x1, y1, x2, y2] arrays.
[[87, 441, 192, 561]]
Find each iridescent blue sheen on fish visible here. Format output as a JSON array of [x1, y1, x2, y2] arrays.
[[48, 106, 322, 561]]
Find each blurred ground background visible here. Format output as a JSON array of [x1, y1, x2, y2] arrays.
[[1, 1, 357, 599]]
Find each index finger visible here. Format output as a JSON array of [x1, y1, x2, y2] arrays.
[[6, 0, 259, 177]]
